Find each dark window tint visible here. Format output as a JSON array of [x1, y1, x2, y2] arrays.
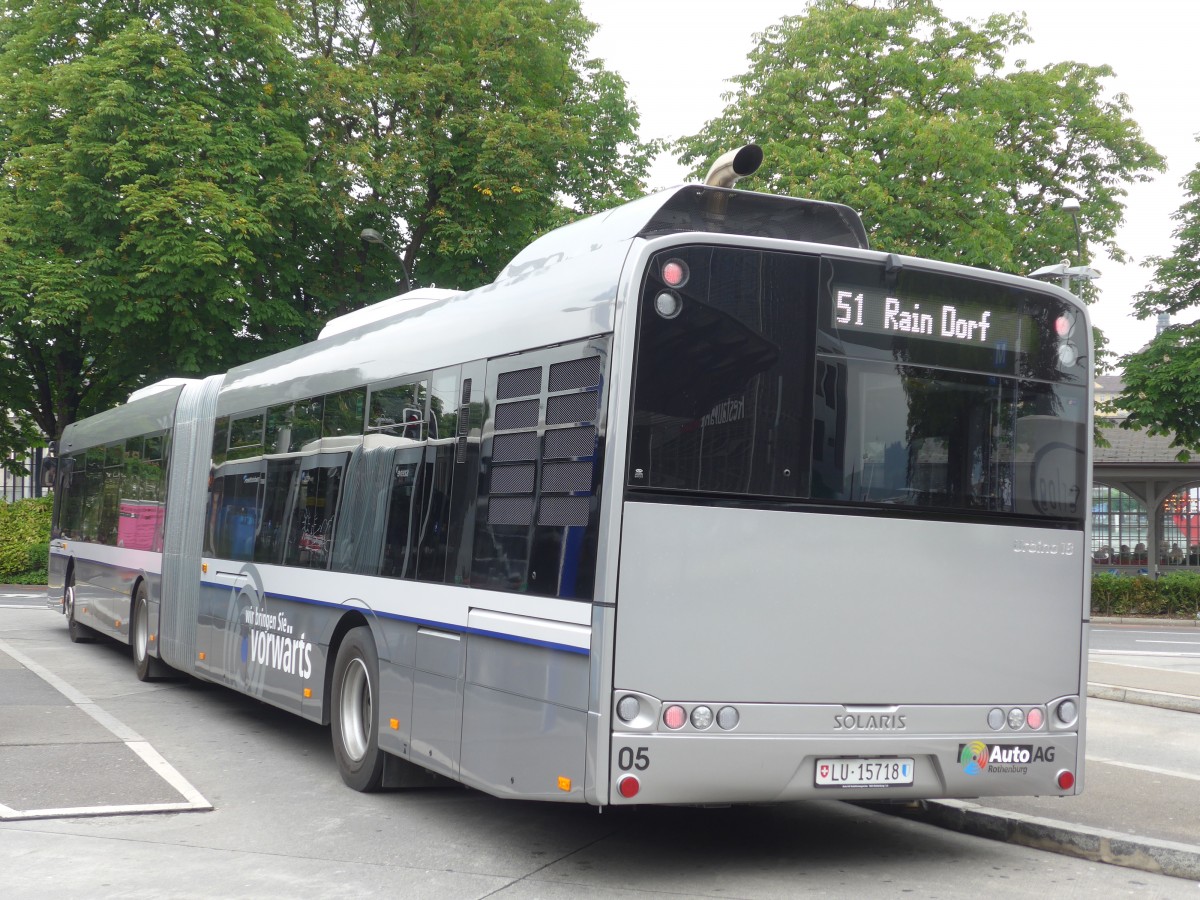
[[206, 462, 264, 561], [54, 431, 172, 547], [629, 247, 818, 498], [58, 455, 85, 539], [323, 388, 366, 437], [211, 417, 229, 466], [119, 433, 166, 551], [332, 378, 459, 583], [811, 358, 1087, 519], [473, 341, 607, 600], [283, 457, 346, 568], [821, 258, 1089, 384], [627, 245, 1090, 526], [228, 413, 264, 461], [254, 458, 300, 564], [369, 381, 428, 438]]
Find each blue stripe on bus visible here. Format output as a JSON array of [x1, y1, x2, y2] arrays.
[[461, 626, 590, 655], [200, 581, 590, 656]]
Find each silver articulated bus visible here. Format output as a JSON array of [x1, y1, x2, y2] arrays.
[[49, 147, 1091, 804]]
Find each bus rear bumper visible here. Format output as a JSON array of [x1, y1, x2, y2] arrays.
[[607, 732, 1079, 806]]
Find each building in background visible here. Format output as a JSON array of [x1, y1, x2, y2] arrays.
[[1092, 375, 1200, 573]]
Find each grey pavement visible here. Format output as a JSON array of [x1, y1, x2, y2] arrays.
[[890, 615, 1200, 881], [3, 586, 1199, 883]]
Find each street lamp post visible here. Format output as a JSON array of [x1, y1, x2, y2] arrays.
[[1029, 259, 1100, 293], [1062, 197, 1083, 261], [1029, 198, 1097, 294], [359, 228, 412, 294]]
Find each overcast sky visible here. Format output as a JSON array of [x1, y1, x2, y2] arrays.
[[579, 0, 1199, 361]]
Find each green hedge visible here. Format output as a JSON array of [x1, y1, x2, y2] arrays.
[[0, 496, 52, 583], [1091, 571, 1200, 618]]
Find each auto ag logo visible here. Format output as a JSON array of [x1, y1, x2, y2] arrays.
[[959, 740, 989, 776]]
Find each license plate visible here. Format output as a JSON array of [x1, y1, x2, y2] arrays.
[[815, 757, 915, 788]]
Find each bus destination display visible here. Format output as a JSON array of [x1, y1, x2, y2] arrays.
[[832, 283, 1032, 353]]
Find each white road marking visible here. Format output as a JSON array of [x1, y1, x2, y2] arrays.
[[1087, 756, 1200, 783], [0, 637, 212, 821]]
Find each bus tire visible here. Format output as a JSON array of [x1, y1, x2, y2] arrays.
[[132, 582, 166, 681], [331, 626, 386, 792], [65, 579, 94, 644]]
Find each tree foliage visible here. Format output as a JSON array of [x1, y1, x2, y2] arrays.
[[0, 0, 650, 443], [0, 0, 320, 442], [675, 0, 1163, 282], [1118, 144, 1200, 456], [0, 495, 51, 581]]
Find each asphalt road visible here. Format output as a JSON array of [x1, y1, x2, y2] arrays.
[[1091, 624, 1200, 659]]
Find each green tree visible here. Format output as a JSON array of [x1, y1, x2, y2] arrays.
[[675, 0, 1163, 283], [0, 0, 319, 442], [288, 0, 651, 296], [1117, 143, 1200, 456], [0, 0, 650, 443]]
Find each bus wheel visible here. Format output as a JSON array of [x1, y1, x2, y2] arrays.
[[65, 580, 94, 644], [132, 582, 155, 681], [331, 626, 386, 792]]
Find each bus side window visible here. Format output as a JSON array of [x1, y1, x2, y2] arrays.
[[99, 441, 123, 546], [381, 447, 424, 578], [255, 458, 299, 565], [56, 455, 80, 539], [118, 435, 165, 552], [284, 456, 347, 569], [209, 464, 265, 561], [473, 343, 607, 600]]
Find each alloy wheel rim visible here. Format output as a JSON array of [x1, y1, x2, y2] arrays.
[[340, 658, 371, 762]]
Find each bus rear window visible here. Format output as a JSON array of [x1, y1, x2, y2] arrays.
[[628, 245, 1089, 524], [811, 358, 1086, 519]]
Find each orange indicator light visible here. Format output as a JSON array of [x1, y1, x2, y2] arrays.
[[114, 620, 121, 628], [557, 776, 572, 792], [149, 634, 155, 642], [390, 718, 400, 730], [303, 688, 312, 698], [202, 563, 208, 573], [198, 651, 206, 661]]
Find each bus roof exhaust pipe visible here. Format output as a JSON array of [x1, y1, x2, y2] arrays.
[[704, 144, 764, 188]]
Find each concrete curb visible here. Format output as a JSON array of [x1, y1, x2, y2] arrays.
[[1088, 682, 1200, 715], [1092, 615, 1200, 627], [890, 799, 1200, 881]]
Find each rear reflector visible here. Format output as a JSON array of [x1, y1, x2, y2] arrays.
[[1057, 770, 1075, 790], [617, 775, 640, 798]]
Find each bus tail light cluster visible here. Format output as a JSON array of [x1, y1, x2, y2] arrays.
[[1053, 698, 1079, 728], [663, 703, 739, 731], [987, 706, 1045, 731], [987, 698, 1078, 731], [614, 694, 741, 732]]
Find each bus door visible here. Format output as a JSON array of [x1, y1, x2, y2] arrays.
[[199, 456, 268, 688]]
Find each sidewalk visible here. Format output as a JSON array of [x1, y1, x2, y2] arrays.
[[898, 617, 1200, 881]]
